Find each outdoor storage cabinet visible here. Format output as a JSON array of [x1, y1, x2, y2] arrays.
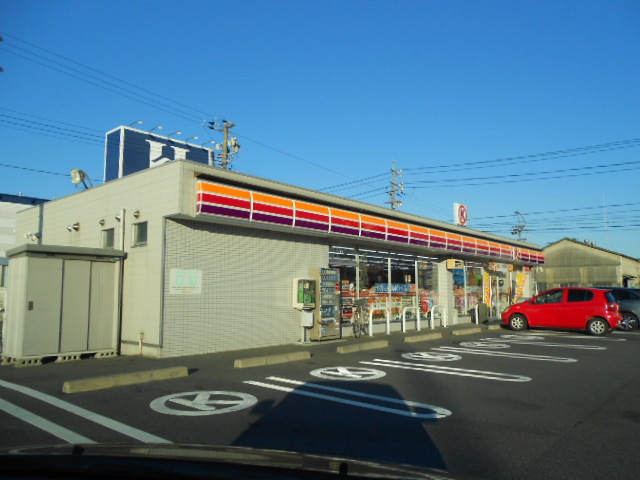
[[2, 244, 124, 365]]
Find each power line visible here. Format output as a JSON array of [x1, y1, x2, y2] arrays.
[[1, 33, 344, 178], [404, 159, 640, 188], [319, 136, 640, 194], [0, 107, 103, 134], [404, 137, 640, 175], [2, 34, 210, 123], [0, 161, 72, 177], [472, 201, 640, 221]]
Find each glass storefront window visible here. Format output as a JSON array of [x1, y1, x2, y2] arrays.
[[358, 251, 388, 318], [417, 258, 437, 315], [330, 246, 524, 326]]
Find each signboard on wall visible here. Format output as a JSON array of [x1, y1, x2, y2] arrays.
[[104, 126, 216, 182], [169, 269, 202, 295]]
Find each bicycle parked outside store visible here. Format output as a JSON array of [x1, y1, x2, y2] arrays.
[[351, 298, 369, 338]]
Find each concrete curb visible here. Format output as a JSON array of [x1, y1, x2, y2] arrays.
[[487, 324, 503, 331], [404, 332, 442, 343], [337, 340, 388, 354], [450, 327, 484, 336], [234, 351, 311, 368], [62, 366, 189, 394]]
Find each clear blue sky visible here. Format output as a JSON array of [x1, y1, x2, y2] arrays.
[[2, 0, 639, 257]]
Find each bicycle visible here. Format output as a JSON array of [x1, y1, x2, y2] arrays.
[[351, 298, 369, 338]]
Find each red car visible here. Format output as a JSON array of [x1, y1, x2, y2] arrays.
[[502, 287, 622, 335]]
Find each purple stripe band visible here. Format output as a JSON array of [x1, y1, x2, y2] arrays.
[[295, 219, 329, 231], [252, 212, 294, 226], [199, 204, 251, 219], [361, 231, 385, 240]]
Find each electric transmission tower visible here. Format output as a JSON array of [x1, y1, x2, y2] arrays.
[[386, 160, 404, 210]]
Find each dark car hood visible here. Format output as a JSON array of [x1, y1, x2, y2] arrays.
[[0, 443, 475, 480]]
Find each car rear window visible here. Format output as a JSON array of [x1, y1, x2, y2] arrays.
[[605, 292, 616, 303], [567, 289, 594, 302]]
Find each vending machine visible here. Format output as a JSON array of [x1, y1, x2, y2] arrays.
[[309, 268, 341, 341]]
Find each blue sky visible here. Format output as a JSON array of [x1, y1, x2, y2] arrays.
[[1, 0, 639, 257]]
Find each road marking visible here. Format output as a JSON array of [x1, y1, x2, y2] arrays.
[[0, 379, 171, 444], [150, 391, 257, 416], [402, 352, 462, 362], [459, 341, 511, 349], [432, 346, 577, 363], [361, 359, 531, 382], [499, 334, 546, 341], [479, 338, 606, 350], [0, 397, 95, 444], [610, 331, 635, 338], [245, 377, 451, 419], [511, 332, 626, 341], [309, 366, 386, 380]]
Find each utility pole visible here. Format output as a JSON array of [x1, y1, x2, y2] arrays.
[[386, 160, 404, 210], [511, 210, 527, 241], [207, 119, 240, 169]]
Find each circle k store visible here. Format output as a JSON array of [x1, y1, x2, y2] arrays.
[[5, 127, 543, 360]]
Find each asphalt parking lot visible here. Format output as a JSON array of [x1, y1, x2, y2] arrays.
[[1, 325, 639, 479]]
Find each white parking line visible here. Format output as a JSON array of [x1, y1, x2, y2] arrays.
[[0, 379, 171, 444], [361, 359, 531, 382], [513, 332, 626, 341], [245, 377, 451, 419], [432, 346, 577, 362], [476, 338, 607, 350], [0, 397, 95, 444]]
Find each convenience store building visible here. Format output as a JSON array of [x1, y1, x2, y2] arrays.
[[5, 160, 542, 360]]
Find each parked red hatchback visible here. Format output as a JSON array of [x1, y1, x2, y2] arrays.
[[502, 287, 622, 335]]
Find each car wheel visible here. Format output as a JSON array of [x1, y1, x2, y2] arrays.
[[619, 312, 639, 331], [587, 318, 609, 336], [509, 314, 528, 331]]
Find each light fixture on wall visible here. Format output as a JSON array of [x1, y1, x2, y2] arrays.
[[99, 219, 105, 226], [129, 120, 143, 126], [24, 232, 40, 241], [133, 210, 140, 218], [168, 131, 182, 138], [149, 125, 164, 132], [66, 223, 80, 232]]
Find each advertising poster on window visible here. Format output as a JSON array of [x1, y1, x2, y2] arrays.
[[483, 271, 492, 307]]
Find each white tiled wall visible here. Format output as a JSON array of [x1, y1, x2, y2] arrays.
[[161, 219, 328, 357]]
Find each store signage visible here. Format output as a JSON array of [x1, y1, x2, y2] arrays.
[[374, 283, 412, 293], [454, 203, 468, 226], [104, 126, 215, 181], [195, 180, 545, 265]]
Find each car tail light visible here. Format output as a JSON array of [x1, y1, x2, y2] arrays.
[[605, 303, 619, 313]]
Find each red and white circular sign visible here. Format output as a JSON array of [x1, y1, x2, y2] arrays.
[[456, 203, 468, 226]]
